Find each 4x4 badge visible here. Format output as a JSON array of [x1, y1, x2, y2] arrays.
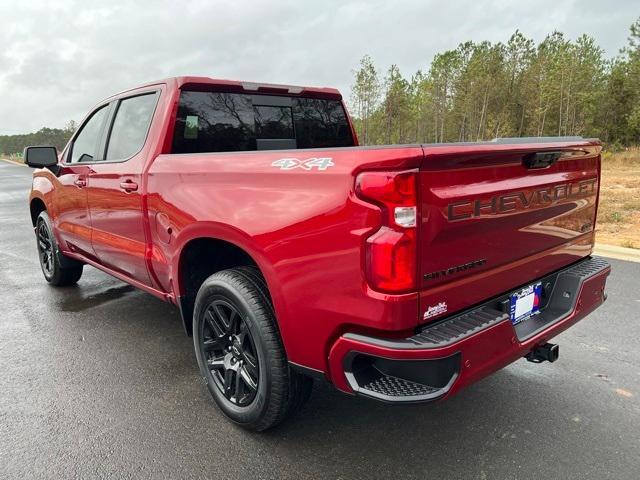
[[271, 157, 334, 171]]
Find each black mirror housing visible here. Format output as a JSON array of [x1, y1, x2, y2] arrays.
[[24, 146, 58, 169]]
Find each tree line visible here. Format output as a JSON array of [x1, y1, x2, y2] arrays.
[[350, 17, 640, 147], [0, 122, 77, 156]]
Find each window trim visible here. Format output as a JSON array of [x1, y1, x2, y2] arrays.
[[63, 88, 160, 166], [102, 90, 161, 163], [64, 102, 113, 165]]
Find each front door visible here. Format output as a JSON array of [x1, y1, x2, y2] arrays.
[[54, 104, 111, 259], [86, 91, 159, 286]]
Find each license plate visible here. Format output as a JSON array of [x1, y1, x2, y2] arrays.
[[509, 282, 542, 325]]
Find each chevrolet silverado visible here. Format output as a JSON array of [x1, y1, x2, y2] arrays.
[[26, 76, 611, 430]]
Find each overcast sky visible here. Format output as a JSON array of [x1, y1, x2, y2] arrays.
[[1, 0, 637, 134]]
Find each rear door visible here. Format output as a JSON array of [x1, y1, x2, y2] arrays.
[[86, 90, 159, 285], [418, 140, 601, 322]]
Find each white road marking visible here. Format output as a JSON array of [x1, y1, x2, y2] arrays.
[[0, 157, 28, 167]]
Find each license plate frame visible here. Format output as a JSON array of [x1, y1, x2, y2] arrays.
[[509, 282, 543, 325]]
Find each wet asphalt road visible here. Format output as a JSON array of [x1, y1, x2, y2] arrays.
[[0, 159, 639, 479]]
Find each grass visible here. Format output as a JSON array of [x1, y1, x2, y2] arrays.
[[598, 147, 640, 249]]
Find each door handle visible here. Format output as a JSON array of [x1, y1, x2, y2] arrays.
[[119, 180, 138, 192], [74, 178, 86, 187]]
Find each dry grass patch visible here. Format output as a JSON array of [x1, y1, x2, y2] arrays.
[[598, 147, 640, 249]]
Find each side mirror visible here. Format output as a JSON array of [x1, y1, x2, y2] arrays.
[[24, 146, 58, 169]]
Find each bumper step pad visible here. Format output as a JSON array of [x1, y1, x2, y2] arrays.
[[410, 307, 506, 346], [344, 352, 460, 403], [564, 255, 610, 278], [362, 375, 440, 398], [343, 306, 507, 350]]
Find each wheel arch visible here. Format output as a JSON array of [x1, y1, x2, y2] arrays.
[[173, 228, 282, 338], [29, 197, 47, 227]]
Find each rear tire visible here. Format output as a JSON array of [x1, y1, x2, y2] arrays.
[[193, 267, 312, 431], [35, 211, 83, 286]]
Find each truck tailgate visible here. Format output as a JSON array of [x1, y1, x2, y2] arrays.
[[418, 139, 601, 324]]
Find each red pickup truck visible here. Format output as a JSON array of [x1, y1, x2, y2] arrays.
[[26, 76, 610, 430]]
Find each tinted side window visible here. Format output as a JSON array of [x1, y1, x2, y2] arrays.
[[70, 105, 109, 163], [106, 93, 158, 160], [172, 91, 354, 154]]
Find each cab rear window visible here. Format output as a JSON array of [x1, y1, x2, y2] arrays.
[[171, 91, 353, 153]]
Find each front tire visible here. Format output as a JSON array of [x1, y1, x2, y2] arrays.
[[193, 267, 312, 431], [35, 211, 83, 286]]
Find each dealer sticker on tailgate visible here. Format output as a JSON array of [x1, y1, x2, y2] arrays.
[[509, 282, 542, 325]]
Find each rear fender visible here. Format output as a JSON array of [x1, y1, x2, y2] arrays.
[[171, 222, 288, 340]]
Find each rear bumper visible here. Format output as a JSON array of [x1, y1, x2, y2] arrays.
[[328, 256, 611, 402]]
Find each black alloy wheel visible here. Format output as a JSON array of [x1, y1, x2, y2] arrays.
[[199, 299, 260, 406], [193, 267, 313, 430], [34, 211, 83, 286], [37, 220, 54, 277]]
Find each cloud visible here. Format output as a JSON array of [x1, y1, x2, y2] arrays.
[[0, 0, 635, 133]]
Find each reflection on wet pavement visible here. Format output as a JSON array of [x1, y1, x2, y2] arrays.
[[57, 283, 137, 312]]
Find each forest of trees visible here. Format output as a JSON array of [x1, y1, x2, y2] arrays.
[[350, 17, 640, 147], [0, 121, 77, 156]]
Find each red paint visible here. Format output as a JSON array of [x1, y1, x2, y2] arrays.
[[29, 77, 609, 400]]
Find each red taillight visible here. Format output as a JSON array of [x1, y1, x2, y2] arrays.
[[355, 170, 418, 293]]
